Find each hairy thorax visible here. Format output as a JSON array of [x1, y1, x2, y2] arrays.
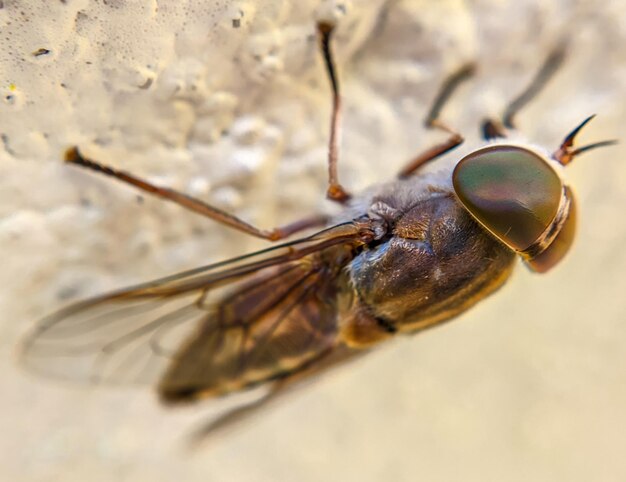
[[339, 174, 516, 347]]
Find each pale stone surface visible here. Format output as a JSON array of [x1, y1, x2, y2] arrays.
[[2, 0, 626, 481]]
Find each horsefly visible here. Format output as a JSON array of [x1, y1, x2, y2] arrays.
[[20, 21, 616, 438]]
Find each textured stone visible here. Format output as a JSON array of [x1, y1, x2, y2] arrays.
[[2, 1, 626, 481]]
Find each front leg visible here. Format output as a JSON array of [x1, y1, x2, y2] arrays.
[[397, 63, 474, 178]]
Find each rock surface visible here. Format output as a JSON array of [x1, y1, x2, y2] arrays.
[[2, 1, 626, 481]]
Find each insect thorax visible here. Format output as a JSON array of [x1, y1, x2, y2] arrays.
[[341, 179, 516, 346]]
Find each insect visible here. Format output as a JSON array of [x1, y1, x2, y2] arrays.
[[20, 21, 615, 437]]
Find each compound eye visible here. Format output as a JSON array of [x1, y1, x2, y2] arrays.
[[453, 146, 563, 252]]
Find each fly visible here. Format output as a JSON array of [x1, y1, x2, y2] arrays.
[[19, 20, 616, 439]]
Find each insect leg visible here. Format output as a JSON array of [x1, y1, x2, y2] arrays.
[[397, 63, 475, 178], [186, 345, 361, 446], [64, 147, 328, 241], [483, 44, 567, 140], [186, 385, 285, 448], [317, 21, 351, 204]]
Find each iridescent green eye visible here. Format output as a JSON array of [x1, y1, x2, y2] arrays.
[[452, 146, 563, 252]]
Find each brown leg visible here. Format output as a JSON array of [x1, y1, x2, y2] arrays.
[[317, 22, 351, 204], [483, 44, 567, 140], [502, 46, 566, 128], [185, 345, 362, 446], [481, 118, 507, 140], [65, 147, 328, 241], [186, 385, 284, 448], [397, 63, 475, 178]]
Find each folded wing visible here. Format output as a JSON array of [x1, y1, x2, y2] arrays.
[[19, 222, 368, 397]]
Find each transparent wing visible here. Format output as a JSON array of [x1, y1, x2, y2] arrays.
[[19, 221, 370, 390], [158, 257, 344, 402]]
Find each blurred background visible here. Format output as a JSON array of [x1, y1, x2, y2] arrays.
[[1, 1, 625, 481]]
